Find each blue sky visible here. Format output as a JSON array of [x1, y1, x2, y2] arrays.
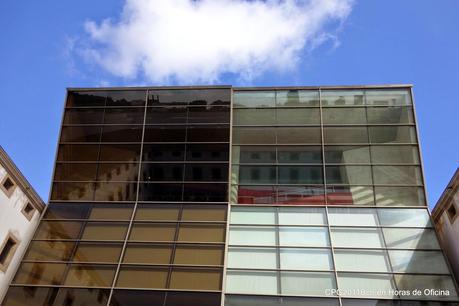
[[0, 0, 458, 208]]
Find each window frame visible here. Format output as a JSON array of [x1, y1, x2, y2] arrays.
[[0, 231, 20, 272], [1, 175, 17, 198]]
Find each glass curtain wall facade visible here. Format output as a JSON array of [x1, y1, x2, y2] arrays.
[[2, 85, 459, 306]]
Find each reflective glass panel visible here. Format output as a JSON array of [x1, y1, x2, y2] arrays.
[[13, 263, 66, 285], [322, 107, 367, 124], [123, 244, 173, 264], [233, 91, 276, 108], [277, 127, 321, 144], [231, 207, 276, 225], [378, 208, 431, 227], [369, 126, 417, 144], [276, 185, 326, 205], [57, 144, 99, 161], [281, 272, 336, 296], [337, 273, 396, 298], [279, 227, 329, 247], [233, 146, 276, 164], [143, 144, 185, 161], [278, 146, 322, 163], [134, 204, 180, 221], [278, 207, 327, 225], [67, 91, 107, 107], [280, 248, 333, 270], [228, 247, 277, 269], [328, 208, 379, 226], [374, 187, 426, 206], [74, 243, 122, 263], [394, 275, 458, 299], [383, 228, 440, 249], [279, 166, 323, 184], [64, 265, 116, 287], [389, 250, 449, 274], [324, 145, 370, 164], [365, 89, 411, 106], [232, 127, 276, 144], [325, 165, 372, 185], [371, 146, 419, 164], [276, 90, 320, 107], [174, 245, 224, 265], [129, 223, 176, 241], [331, 228, 384, 248], [146, 107, 187, 124], [99, 144, 141, 161], [229, 226, 276, 246], [81, 222, 128, 240], [321, 90, 364, 106], [116, 266, 168, 289], [169, 268, 222, 290], [373, 166, 423, 185], [25, 241, 75, 261], [276, 108, 320, 125], [324, 127, 368, 144], [326, 186, 375, 205], [233, 109, 276, 125], [367, 106, 414, 124], [64, 108, 104, 124], [106, 90, 146, 106], [104, 107, 144, 124], [101, 125, 143, 142], [334, 250, 390, 272], [226, 270, 278, 294]]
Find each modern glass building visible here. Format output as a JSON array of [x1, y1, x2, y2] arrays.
[[2, 85, 458, 306]]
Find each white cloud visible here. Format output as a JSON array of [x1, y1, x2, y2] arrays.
[[82, 0, 354, 84]]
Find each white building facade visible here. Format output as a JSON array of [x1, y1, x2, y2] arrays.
[[0, 146, 44, 303]]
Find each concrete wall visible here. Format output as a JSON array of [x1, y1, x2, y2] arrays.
[[0, 166, 41, 302]]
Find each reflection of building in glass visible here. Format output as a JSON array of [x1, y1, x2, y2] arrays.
[[2, 85, 459, 306], [433, 168, 459, 285]]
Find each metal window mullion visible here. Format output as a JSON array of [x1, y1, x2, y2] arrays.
[[319, 89, 328, 206], [325, 206, 342, 306], [275, 206, 282, 295], [106, 90, 149, 306]]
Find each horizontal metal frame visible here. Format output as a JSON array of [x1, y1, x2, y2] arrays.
[[62, 123, 231, 127], [39, 219, 227, 224], [231, 183, 424, 186], [19, 261, 225, 269], [233, 105, 414, 109], [233, 162, 421, 166], [227, 245, 441, 251], [68, 85, 233, 91], [233, 84, 413, 91], [48, 200, 229, 204], [59, 141, 231, 145], [52, 180, 230, 184]]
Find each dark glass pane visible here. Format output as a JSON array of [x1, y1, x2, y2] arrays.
[[144, 126, 186, 142], [97, 163, 139, 181], [141, 163, 184, 181], [54, 163, 98, 181], [64, 264, 116, 287], [277, 127, 321, 144], [325, 166, 372, 185], [34, 221, 83, 239], [25, 241, 75, 261], [369, 126, 417, 144], [166, 292, 221, 306], [143, 144, 185, 161], [233, 146, 276, 164], [106, 90, 146, 106], [43, 203, 91, 219], [13, 263, 66, 285], [2, 287, 59, 305], [238, 166, 276, 184], [187, 144, 229, 161], [146, 106, 187, 124], [276, 186, 326, 205], [67, 91, 107, 107], [184, 163, 228, 181], [110, 290, 165, 306], [129, 223, 176, 242], [188, 106, 230, 123], [123, 243, 173, 264], [326, 185, 375, 205], [138, 183, 183, 201], [148, 89, 230, 106], [57, 144, 100, 161], [99, 144, 141, 161], [187, 125, 229, 142], [116, 266, 168, 289], [324, 145, 370, 164], [88, 203, 134, 220], [73, 242, 123, 263], [324, 127, 368, 144], [94, 182, 138, 201], [169, 268, 222, 290], [235, 185, 277, 205], [60, 126, 101, 142], [278, 146, 322, 163], [278, 166, 323, 184], [233, 127, 276, 144], [101, 125, 143, 142], [183, 183, 227, 202], [276, 90, 320, 107], [104, 108, 145, 124], [367, 106, 414, 124], [63, 108, 104, 124], [51, 182, 95, 201], [81, 222, 129, 240], [54, 288, 111, 306]]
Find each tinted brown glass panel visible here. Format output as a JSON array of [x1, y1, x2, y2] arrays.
[[138, 183, 183, 201], [186, 144, 229, 161], [123, 244, 173, 264], [188, 106, 230, 124], [173, 245, 224, 265], [276, 186, 326, 205], [24, 241, 75, 261], [54, 163, 98, 181], [277, 127, 321, 144], [187, 125, 229, 142], [143, 144, 185, 161], [89, 203, 134, 220], [67, 91, 107, 107], [235, 185, 277, 205], [60, 126, 102, 142], [104, 107, 145, 124], [105, 90, 146, 106], [94, 182, 138, 202], [101, 125, 143, 142], [144, 126, 186, 142], [177, 224, 225, 243], [13, 263, 66, 285], [184, 163, 228, 181], [73, 243, 123, 263], [183, 183, 227, 202], [51, 182, 95, 201], [146, 106, 187, 124], [181, 205, 227, 221], [141, 163, 184, 181], [110, 290, 165, 306], [99, 144, 141, 161], [54, 288, 110, 306], [135, 204, 180, 221], [169, 268, 222, 290], [57, 144, 100, 161], [63, 108, 104, 125], [1, 287, 60, 306], [97, 163, 139, 181], [34, 221, 83, 240], [116, 267, 168, 289], [64, 264, 116, 287], [81, 222, 128, 240], [129, 223, 177, 242], [148, 89, 230, 106], [166, 292, 221, 306], [43, 203, 91, 219]]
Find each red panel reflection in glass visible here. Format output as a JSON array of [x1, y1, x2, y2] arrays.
[[237, 186, 276, 204], [276, 186, 325, 205]]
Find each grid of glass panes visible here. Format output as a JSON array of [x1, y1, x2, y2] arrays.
[[231, 89, 425, 206], [2, 88, 231, 306], [225, 206, 458, 302]]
